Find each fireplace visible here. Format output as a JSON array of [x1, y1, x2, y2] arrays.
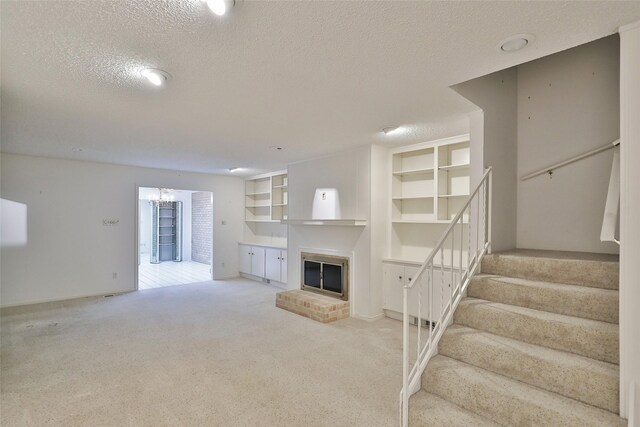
[[301, 252, 349, 301]]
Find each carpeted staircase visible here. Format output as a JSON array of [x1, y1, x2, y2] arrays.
[[410, 250, 624, 426]]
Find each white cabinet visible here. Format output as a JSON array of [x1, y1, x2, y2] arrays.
[[265, 248, 287, 283], [239, 243, 286, 283], [382, 261, 451, 322], [239, 244, 265, 277]]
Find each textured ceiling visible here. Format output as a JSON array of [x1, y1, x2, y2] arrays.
[[2, 1, 640, 176]]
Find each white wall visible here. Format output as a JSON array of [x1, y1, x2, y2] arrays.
[[287, 146, 380, 319], [138, 200, 152, 256], [288, 148, 368, 221], [452, 68, 519, 252], [516, 36, 620, 254], [619, 20, 640, 424], [369, 144, 389, 319], [0, 154, 244, 307]]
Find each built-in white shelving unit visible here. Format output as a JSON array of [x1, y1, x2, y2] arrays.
[[383, 134, 471, 320], [244, 171, 288, 222], [242, 171, 288, 285], [387, 134, 470, 264]]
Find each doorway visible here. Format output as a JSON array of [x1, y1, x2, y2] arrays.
[[137, 187, 213, 290]]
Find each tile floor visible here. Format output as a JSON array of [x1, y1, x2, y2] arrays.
[[138, 258, 212, 289]]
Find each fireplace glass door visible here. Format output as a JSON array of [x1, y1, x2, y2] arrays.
[[301, 253, 348, 300]]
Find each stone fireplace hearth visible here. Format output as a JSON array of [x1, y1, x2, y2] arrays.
[[276, 251, 351, 323], [276, 290, 350, 323]]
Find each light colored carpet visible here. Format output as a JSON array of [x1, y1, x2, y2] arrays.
[[1, 279, 403, 426]]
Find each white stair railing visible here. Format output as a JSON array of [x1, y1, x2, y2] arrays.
[[400, 167, 492, 427]]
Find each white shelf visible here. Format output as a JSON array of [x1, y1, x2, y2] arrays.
[[439, 163, 470, 171], [283, 219, 367, 227], [392, 167, 435, 176], [392, 219, 456, 224], [438, 194, 469, 198], [245, 171, 288, 222], [392, 195, 433, 200]]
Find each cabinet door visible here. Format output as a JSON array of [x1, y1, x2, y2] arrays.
[[239, 245, 252, 274], [280, 250, 288, 285], [265, 248, 281, 281], [251, 247, 266, 278], [383, 263, 405, 313], [430, 268, 453, 322]]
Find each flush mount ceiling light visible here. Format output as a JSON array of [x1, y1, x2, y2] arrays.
[[497, 34, 535, 52], [202, 0, 235, 16], [228, 167, 240, 172], [382, 126, 404, 136], [140, 68, 171, 87]]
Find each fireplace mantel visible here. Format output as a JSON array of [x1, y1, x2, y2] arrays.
[[281, 219, 367, 226]]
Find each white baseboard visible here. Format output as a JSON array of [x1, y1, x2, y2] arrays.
[[0, 289, 134, 309], [353, 311, 385, 322]]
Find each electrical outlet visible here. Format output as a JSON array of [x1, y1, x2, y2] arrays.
[[103, 219, 119, 226]]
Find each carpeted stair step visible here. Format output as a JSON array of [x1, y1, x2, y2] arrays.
[[409, 390, 499, 426], [454, 298, 618, 364], [438, 325, 619, 413], [481, 250, 619, 290], [468, 274, 618, 323], [422, 355, 625, 426]]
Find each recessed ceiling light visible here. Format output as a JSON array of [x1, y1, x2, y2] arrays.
[[71, 147, 83, 153], [498, 34, 535, 52], [382, 126, 404, 136], [270, 146, 284, 151], [140, 68, 171, 87], [228, 167, 240, 172], [203, 0, 234, 16]]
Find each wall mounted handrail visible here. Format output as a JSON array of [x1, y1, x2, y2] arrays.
[[400, 167, 492, 427], [520, 139, 620, 181], [601, 145, 620, 245]]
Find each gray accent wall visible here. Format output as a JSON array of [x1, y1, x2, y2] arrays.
[[453, 35, 620, 254]]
